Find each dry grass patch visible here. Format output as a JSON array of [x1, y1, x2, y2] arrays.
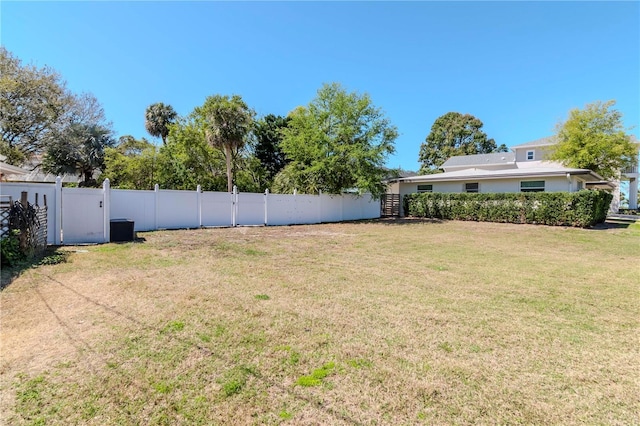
[[1, 220, 638, 425]]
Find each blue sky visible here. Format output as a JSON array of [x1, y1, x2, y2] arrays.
[[2, 1, 639, 172]]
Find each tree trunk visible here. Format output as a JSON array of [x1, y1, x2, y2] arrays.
[[225, 145, 233, 193]]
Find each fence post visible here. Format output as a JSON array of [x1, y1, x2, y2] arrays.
[[154, 184, 160, 231], [197, 185, 202, 228], [232, 186, 237, 227], [103, 179, 110, 243], [292, 189, 298, 224], [318, 190, 322, 224], [55, 176, 62, 245], [264, 189, 269, 226]]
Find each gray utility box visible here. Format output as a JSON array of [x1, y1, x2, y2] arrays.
[[110, 219, 135, 242]]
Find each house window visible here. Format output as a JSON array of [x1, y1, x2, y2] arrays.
[[526, 150, 535, 161], [417, 184, 433, 193], [520, 180, 545, 192], [464, 183, 479, 193], [577, 181, 584, 191]]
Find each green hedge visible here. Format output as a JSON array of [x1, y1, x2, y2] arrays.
[[403, 191, 612, 228]]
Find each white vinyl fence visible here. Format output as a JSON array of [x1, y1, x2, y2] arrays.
[[0, 178, 380, 245]]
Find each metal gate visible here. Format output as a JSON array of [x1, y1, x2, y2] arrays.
[[61, 187, 107, 244]]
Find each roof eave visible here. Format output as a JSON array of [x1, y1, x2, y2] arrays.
[[399, 169, 602, 183]]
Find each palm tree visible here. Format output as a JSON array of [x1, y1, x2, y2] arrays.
[[42, 123, 115, 186], [144, 103, 177, 145], [195, 95, 254, 193]]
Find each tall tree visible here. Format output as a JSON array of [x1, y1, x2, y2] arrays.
[[254, 114, 290, 182], [42, 123, 115, 186], [418, 112, 507, 174], [42, 92, 114, 186], [194, 95, 255, 193], [550, 100, 638, 180], [0, 47, 73, 164], [145, 102, 177, 145], [101, 136, 158, 190], [155, 118, 227, 191], [275, 82, 397, 198]]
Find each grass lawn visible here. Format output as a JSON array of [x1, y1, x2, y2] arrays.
[[1, 219, 639, 425]]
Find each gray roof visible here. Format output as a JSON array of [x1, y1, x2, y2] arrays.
[[511, 134, 638, 149], [511, 136, 557, 149], [441, 152, 515, 169]]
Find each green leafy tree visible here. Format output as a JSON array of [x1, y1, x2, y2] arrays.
[[551, 100, 638, 180], [418, 112, 507, 174], [41, 91, 114, 186], [145, 102, 177, 145], [234, 154, 269, 193], [0, 47, 73, 164], [155, 118, 227, 191], [101, 136, 158, 189], [42, 123, 115, 186], [254, 114, 290, 182], [275, 83, 397, 198], [194, 95, 255, 193]]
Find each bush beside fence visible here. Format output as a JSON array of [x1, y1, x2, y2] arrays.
[[403, 191, 612, 228]]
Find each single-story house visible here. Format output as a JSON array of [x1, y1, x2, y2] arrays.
[[386, 136, 639, 215], [0, 160, 28, 181]]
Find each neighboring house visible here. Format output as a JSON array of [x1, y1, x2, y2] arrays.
[[0, 160, 28, 181], [0, 155, 81, 184], [387, 136, 638, 215]]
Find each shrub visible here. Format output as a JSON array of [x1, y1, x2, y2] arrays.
[[1, 229, 25, 267], [404, 191, 612, 228]]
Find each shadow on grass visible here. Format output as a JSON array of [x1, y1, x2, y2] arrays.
[[589, 221, 633, 231], [1, 246, 70, 291], [359, 217, 637, 231], [1, 237, 147, 290], [110, 236, 147, 244]]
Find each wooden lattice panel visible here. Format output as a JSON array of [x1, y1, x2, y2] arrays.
[[0, 195, 12, 240]]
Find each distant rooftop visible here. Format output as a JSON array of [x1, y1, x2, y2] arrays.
[[442, 152, 515, 169], [511, 136, 557, 149], [511, 134, 639, 149]]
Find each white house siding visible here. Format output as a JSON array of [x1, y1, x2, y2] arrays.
[[385, 181, 400, 194], [400, 176, 575, 195]]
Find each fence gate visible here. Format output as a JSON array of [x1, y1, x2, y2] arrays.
[[235, 192, 265, 226], [381, 193, 400, 217], [61, 187, 107, 244]]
